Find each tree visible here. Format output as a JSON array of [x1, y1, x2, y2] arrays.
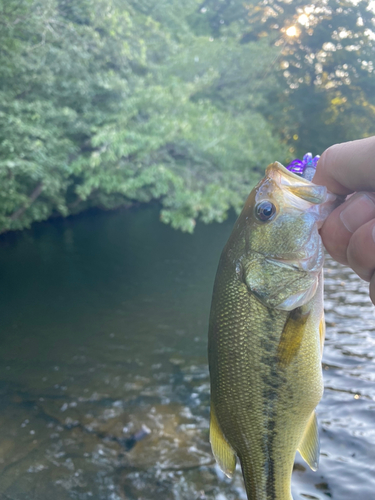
[[244, 0, 375, 155], [0, 0, 287, 233], [0, 0, 139, 231]]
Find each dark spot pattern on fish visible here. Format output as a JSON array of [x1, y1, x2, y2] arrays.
[[266, 456, 276, 500]]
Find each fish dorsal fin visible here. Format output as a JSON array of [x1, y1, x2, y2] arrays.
[[319, 313, 325, 358], [297, 411, 320, 471], [209, 405, 236, 478]]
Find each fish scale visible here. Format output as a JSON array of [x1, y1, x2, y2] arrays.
[[208, 162, 338, 500]]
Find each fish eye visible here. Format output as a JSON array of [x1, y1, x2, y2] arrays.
[[255, 200, 276, 222]]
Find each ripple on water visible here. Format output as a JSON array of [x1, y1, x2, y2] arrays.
[[0, 210, 374, 499]]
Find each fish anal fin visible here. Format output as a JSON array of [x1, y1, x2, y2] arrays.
[[209, 405, 236, 478], [277, 307, 310, 368], [298, 411, 320, 471]]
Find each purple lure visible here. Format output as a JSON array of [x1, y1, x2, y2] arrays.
[[286, 152, 320, 181]]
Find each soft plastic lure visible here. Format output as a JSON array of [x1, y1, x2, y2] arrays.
[[286, 153, 320, 181]]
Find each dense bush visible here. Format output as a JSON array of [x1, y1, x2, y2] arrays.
[[1, 0, 374, 233]]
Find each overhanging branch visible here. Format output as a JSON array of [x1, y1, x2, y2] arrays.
[[9, 182, 44, 222]]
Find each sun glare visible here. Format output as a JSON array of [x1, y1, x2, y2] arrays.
[[286, 26, 297, 37]]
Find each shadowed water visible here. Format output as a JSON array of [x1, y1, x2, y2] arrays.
[[0, 206, 374, 500]]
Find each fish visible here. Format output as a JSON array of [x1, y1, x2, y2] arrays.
[[208, 161, 338, 500]]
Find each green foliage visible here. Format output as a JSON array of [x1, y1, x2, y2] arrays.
[[245, 0, 375, 155], [0, 0, 287, 233], [2, 0, 373, 234], [73, 75, 282, 231]]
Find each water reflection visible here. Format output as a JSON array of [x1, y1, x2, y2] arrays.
[[0, 207, 374, 499]]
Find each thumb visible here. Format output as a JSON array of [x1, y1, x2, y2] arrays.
[[313, 136, 375, 195]]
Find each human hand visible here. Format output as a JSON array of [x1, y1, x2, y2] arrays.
[[313, 136, 375, 305]]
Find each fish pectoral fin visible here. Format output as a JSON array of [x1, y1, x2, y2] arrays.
[[297, 410, 320, 471], [209, 405, 236, 478], [277, 307, 310, 367]]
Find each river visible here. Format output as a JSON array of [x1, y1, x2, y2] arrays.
[[0, 206, 374, 499]]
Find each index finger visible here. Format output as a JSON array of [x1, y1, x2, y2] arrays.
[[313, 136, 375, 195]]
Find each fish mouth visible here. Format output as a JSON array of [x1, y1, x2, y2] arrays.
[[270, 161, 311, 183], [266, 162, 336, 206]]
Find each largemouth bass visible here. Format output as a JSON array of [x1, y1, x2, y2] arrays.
[[208, 161, 338, 500]]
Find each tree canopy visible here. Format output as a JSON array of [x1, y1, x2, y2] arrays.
[[246, 0, 375, 154], [1, 0, 374, 233]]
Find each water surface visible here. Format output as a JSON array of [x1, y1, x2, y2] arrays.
[[0, 206, 374, 499]]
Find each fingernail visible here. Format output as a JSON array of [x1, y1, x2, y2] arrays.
[[339, 193, 375, 233]]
